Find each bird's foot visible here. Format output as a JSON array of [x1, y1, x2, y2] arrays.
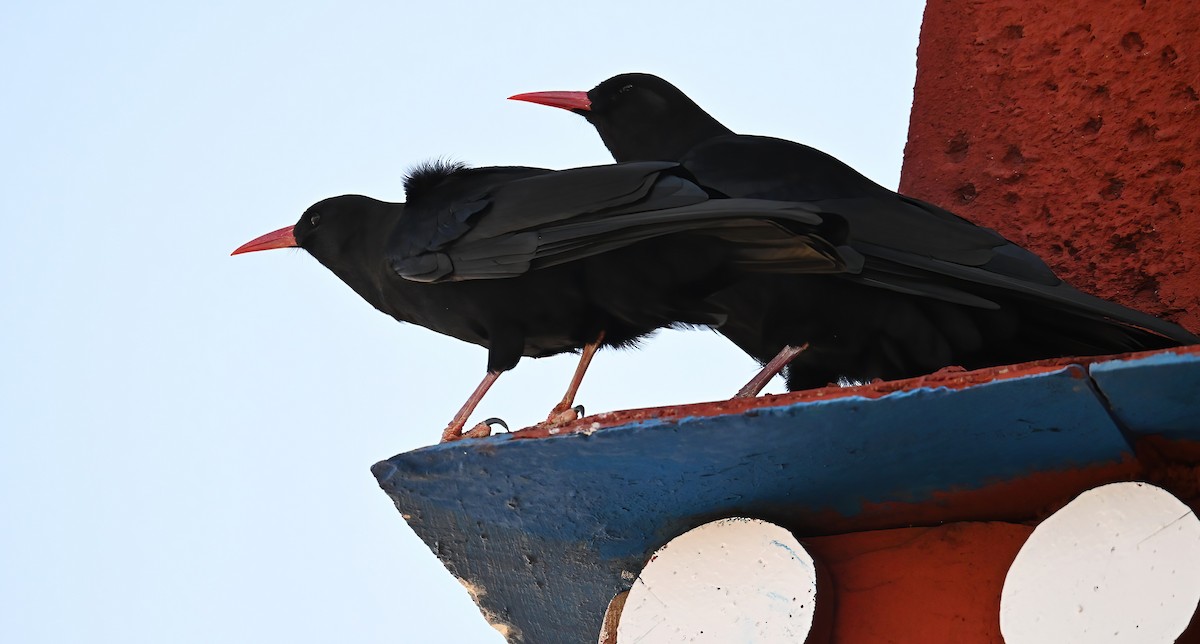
[[525, 407, 587, 436], [545, 404, 585, 427], [440, 417, 509, 443]]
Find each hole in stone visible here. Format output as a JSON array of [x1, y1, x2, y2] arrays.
[[1100, 178, 1125, 201], [1157, 160, 1184, 175], [1129, 119, 1157, 144], [954, 183, 978, 203], [1120, 31, 1145, 53], [1175, 85, 1199, 102], [1161, 46, 1178, 66], [1081, 116, 1103, 134], [945, 131, 969, 162], [1131, 275, 1162, 302], [1003, 24, 1024, 39]]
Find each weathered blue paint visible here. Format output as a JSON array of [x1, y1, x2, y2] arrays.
[[1090, 349, 1200, 439], [372, 363, 1145, 643]]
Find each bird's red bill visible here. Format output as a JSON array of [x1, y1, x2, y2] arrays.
[[231, 226, 298, 255], [508, 90, 592, 112]]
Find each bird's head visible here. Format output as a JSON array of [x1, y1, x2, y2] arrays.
[[232, 195, 399, 287], [508, 72, 732, 162]]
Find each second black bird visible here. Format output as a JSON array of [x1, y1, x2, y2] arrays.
[[511, 73, 1199, 390]]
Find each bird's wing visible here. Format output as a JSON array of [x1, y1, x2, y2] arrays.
[[854, 245, 1200, 344], [682, 135, 1198, 344], [523, 199, 857, 273], [389, 162, 859, 282], [682, 135, 1059, 278], [389, 165, 554, 262], [455, 161, 697, 240]]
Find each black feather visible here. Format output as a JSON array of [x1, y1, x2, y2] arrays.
[[403, 159, 469, 201]]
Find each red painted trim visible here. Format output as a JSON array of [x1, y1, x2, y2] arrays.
[[805, 523, 1032, 643]]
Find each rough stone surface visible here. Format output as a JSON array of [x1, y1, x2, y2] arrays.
[[900, 0, 1200, 332]]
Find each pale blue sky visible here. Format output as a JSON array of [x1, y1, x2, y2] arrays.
[[1, 1, 924, 641]]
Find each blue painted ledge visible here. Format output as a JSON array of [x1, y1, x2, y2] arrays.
[[372, 347, 1200, 643]]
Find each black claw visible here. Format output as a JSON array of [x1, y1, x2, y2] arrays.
[[481, 417, 509, 432], [572, 404, 585, 417]]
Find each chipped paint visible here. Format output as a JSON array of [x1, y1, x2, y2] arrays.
[[458, 578, 520, 641]]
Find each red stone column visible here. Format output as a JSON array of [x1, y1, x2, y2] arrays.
[[900, 0, 1200, 332]]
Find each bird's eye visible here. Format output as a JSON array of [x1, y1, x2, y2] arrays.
[[309, 214, 321, 227], [619, 84, 634, 94]]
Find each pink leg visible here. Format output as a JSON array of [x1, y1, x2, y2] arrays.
[[734, 343, 809, 398], [440, 370, 502, 443], [546, 332, 605, 424]]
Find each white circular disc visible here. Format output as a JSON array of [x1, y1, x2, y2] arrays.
[[616, 517, 817, 643], [1001, 482, 1200, 643]]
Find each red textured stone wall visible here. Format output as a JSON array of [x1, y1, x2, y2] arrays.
[[900, 0, 1200, 332]]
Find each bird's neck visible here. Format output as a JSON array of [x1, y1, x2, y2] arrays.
[[597, 109, 734, 162]]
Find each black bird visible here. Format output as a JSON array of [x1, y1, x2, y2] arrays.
[[511, 73, 1200, 390], [233, 160, 856, 441]]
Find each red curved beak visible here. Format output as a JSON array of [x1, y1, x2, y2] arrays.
[[508, 90, 591, 112], [231, 225, 297, 256]]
